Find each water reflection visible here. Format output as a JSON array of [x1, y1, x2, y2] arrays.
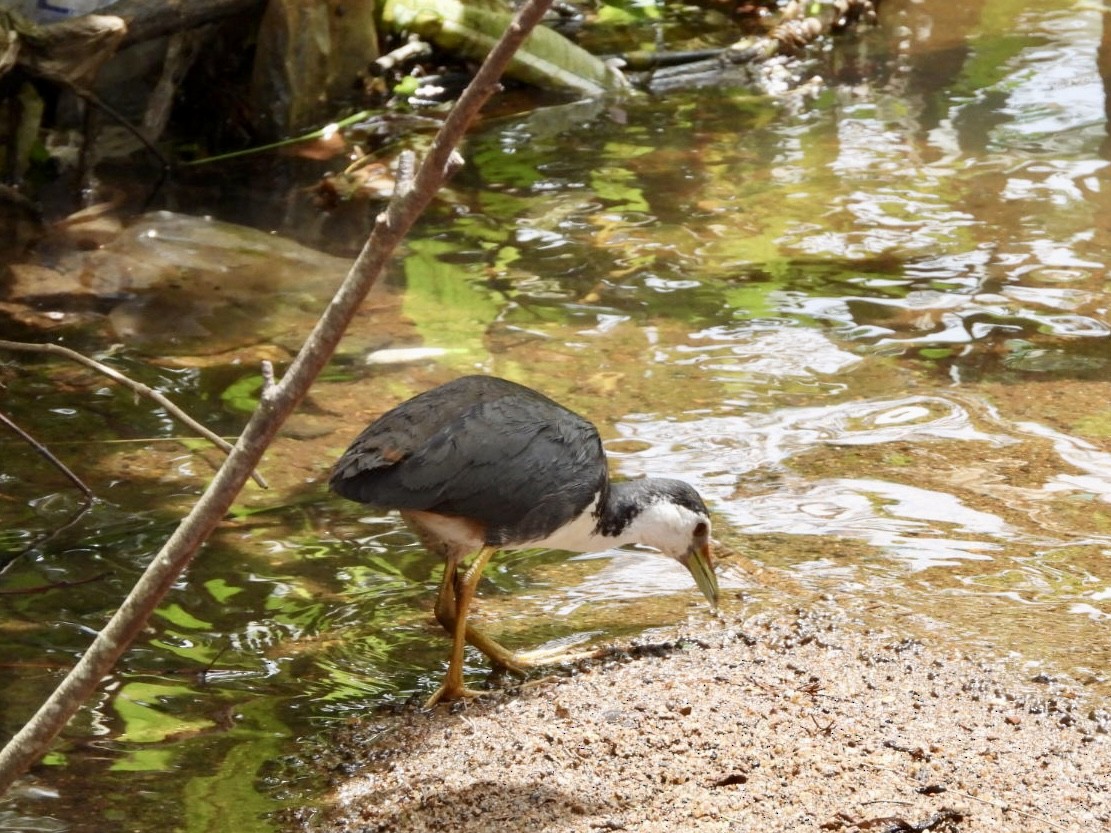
[[680, 326, 861, 380], [5, 0, 1111, 829], [1019, 420, 1111, 501], [615, 394, 1005, 476], [612, 393, 1014, 563]]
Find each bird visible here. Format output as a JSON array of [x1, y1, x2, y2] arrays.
[[329, 374, 719, 706]]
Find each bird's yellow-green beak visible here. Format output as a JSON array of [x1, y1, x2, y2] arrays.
[[679, 539, 719, 609]]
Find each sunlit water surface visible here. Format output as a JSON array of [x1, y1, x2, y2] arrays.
[[3, 1, 1111, 830]]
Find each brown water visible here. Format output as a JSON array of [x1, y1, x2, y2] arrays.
[[3, 1, 1111, 830]]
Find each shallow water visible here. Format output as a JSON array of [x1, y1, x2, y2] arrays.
[[3, 1, 1111, 830]]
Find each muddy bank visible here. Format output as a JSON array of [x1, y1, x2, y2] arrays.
[[301, 604, 1110, 832]]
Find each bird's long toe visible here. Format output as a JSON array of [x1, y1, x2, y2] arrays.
[[511, 643, 608, 667], [424, 681, 487, 708], [466, 624, 605, 672]]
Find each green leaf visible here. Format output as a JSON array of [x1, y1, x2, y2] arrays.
[[113, 682, 216, 744], [220, 374, 264, 413], [180, 700, 296, 832], [401, 237, 501, 368], [591, 164, 649, 212], [204, 577, 245, 603], [111, 747, 178, 772], [156, 603, 213, 630], [393, 75, 421, 96], [919, 347, 954, 359]]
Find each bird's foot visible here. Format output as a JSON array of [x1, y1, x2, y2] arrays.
[[424, 682, 487, 708]]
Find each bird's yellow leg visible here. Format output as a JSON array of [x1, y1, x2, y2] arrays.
[[425, 545, 498, 707], [432, 555, 460, 635], [433, 562, 526, 675], [431, 555, 604, 676]]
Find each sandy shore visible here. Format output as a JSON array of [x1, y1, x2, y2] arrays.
[[303, 605, 1110, 833]]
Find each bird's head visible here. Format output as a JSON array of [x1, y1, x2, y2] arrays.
[[611, 478, 719, 608]]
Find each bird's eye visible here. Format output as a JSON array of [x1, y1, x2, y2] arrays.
[[694, 521, 709, 538]]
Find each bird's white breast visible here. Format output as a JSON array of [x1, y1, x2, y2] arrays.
[[511, 496, 610, 553]]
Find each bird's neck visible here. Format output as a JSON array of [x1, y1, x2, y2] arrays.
[[510, 480, 659, 554], [595, 475, 688, 548], [595, 479, 660, 541]]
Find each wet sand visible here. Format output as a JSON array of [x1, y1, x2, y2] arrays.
[[303, 603, 1110, 833]]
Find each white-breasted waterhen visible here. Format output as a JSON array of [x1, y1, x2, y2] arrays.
[[330, 374, 719, 705]]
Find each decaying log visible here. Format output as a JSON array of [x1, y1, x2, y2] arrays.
[[1, 0, 262, 87], [69, 0, 263, 49]]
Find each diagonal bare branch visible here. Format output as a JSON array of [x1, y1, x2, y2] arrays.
[[0, 0, 556, 797]]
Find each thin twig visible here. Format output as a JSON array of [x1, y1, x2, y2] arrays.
[[954, 790, 1071, 833], [0, 0, 555, 796], [0, 410, 93, 500], [0, 502, 92, 577], [374, 35, 432, 73], [0, 410, 96, 573], [0, 572, 111, 595], [77, 88, 171, 172], [0, 340, 268, 488]]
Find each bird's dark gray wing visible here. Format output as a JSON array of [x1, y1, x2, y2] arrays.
[[330, 376, 522, 496], [405, 397, 607, 544], [332, 387, 607, 546]]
